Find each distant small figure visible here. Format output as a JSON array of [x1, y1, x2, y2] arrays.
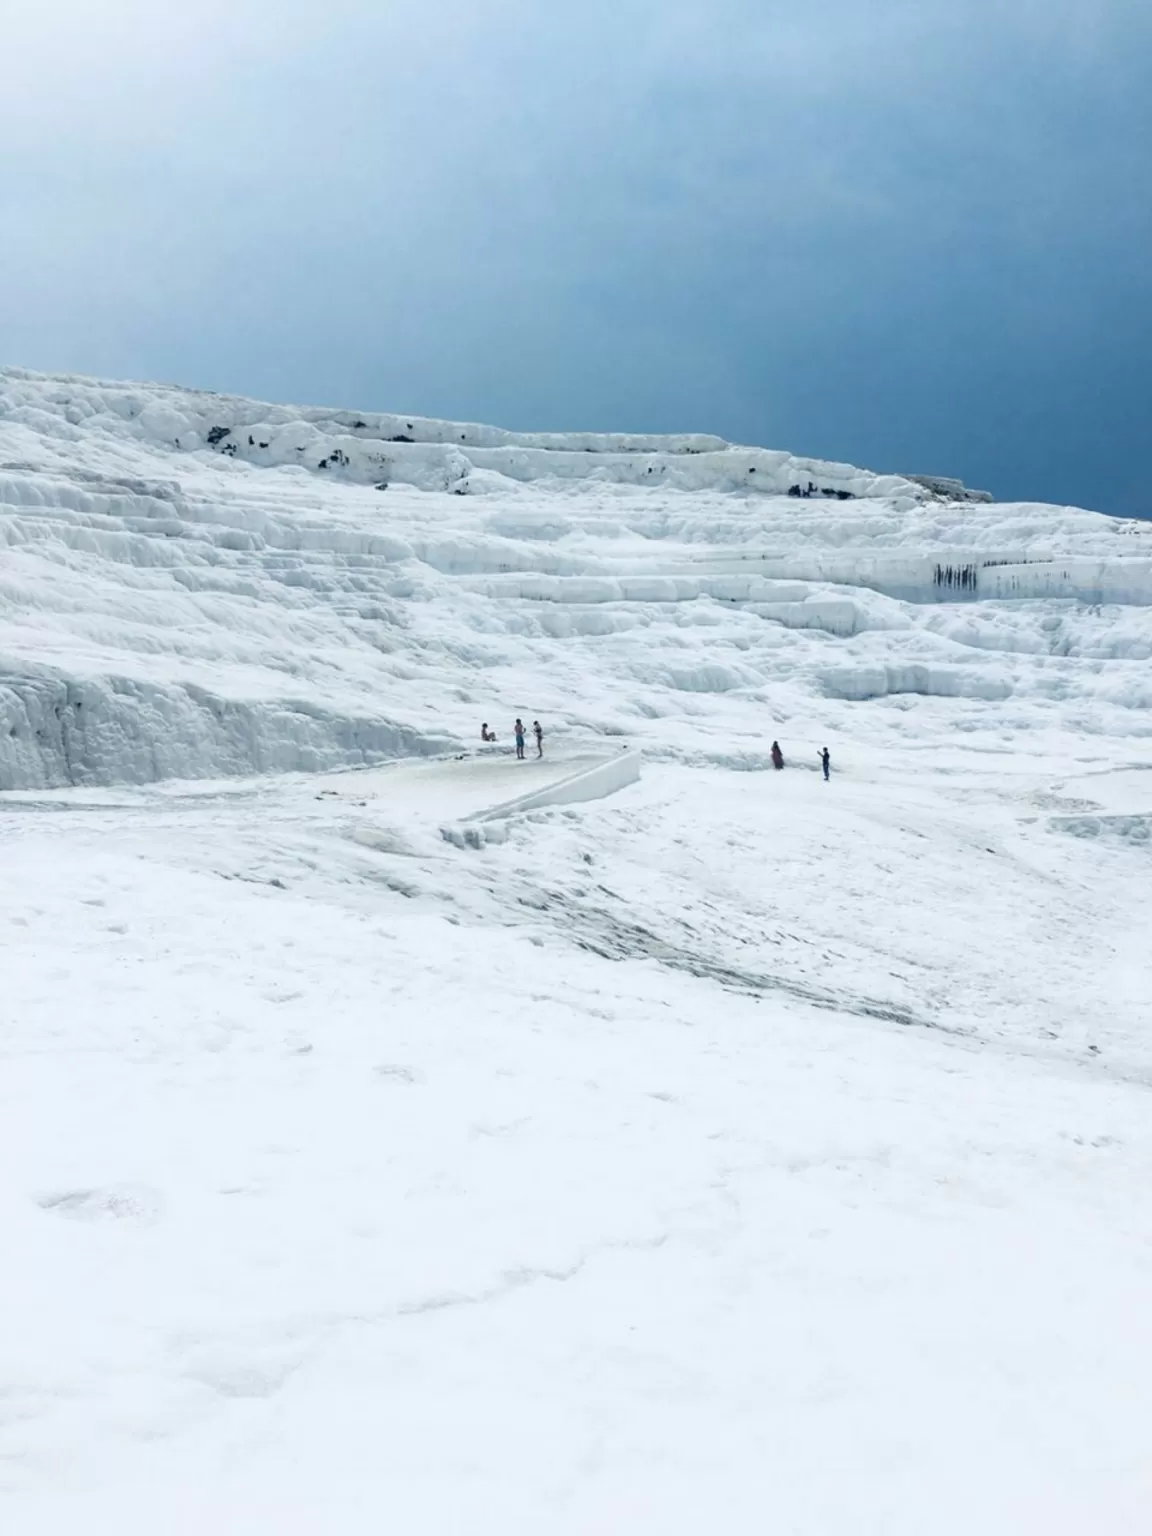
[[533, 720, 543, 758], [819, 747, 830, 781], [771, 740, 784, 771], [480, 722, 496, 743], [514, 718, 526, 760]]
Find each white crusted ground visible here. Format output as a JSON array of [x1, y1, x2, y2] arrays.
[[3, 365, 1152, 790], [2, 369, 1151, 1534]]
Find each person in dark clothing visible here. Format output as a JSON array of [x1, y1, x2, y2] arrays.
[[819, 747, 830, 781], [481, 723, 496, 742], [533, 720, 543, 758], [514, 719, 526, 760], [771, 740, 784, 771]]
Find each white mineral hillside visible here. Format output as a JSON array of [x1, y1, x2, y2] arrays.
[[3, 367, 1152, 1534], [2, 365, 1151, 789]]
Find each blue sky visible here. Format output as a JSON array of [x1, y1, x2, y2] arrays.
[[2, 0, 1150, 513]]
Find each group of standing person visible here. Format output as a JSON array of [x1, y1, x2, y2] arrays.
[[772, 740, 832, 781], [478, 720, 827, 777], [480, 719, 544, 759]]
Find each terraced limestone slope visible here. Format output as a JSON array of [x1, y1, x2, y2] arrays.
[[2, 365, 1151, 790]]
